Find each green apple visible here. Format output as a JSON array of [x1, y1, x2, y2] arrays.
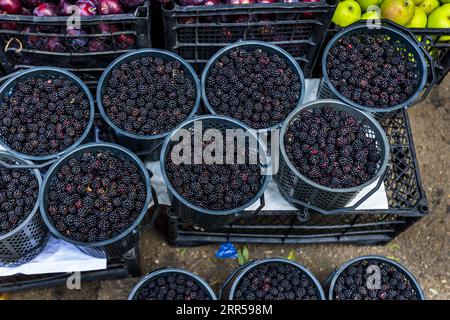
[[440, 0, 450, 3], [381, 0, 416, 26], [361, 8, 382, 19], [413, 0, 424, 5], [428, 4, 450, 41], [418, 0, 440, 15], [332, 0, 362, 27], [356, 0, 382, 11], [406, 6, 427, 27]]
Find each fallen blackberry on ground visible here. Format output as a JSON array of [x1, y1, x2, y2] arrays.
[[46, 151, 146, 243], [205, 47, 301, 129], [285, 106, 381, 189], [0, 75, 91, 157], [133, 273, 213, 300], [102, 56, 197, 136], [165, 134, 263, 211], [233, 262, 320, 300], [0, 159, 39, 236], [326, 34, 419, 108], [333, 259, 420, 300]]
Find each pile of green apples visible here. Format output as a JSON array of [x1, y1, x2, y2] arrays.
[[332, 0, 450, 41]]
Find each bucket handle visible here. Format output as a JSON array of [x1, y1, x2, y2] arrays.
[[140, 169, 161, 232], [0, 157, 57, 170], [218, 259, 257, 300], [381, 20, 437, 105], [0, 70, 23, 85], [283, 167, 388, 217], [238, 193, 265, 218]]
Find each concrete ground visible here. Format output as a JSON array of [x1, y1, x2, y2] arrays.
[[3, 75, 449, 301]]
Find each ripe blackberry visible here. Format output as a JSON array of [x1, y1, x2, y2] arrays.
[[327, 34, 419, 108], [0, 159, 38, 235], [333, 258, 420, 300], [133, 273, 212, 301], [234, 261, 321, 300], [46, 151, 146, 243]]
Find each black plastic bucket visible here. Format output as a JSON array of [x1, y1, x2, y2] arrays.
[[274, 99, 390, 212], [160, 115, 270, 229], [319, 22, 433, 112], [0, 67, 95, 167], [0, 152, 49, 267], [220, 258, 325, 300], [39, 142, 154, 258], [97, 49, 201, 162], [201, 40, 306, 131], [128, 268, 217, 300], [323, 255, 425, 300]]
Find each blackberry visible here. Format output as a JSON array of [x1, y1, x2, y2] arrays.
[[0, 76, 90, 157], [46, 151, 146, 243], [333, 259, 420, 300], [133, 273, 212, 301]]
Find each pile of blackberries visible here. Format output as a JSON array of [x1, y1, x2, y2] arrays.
[[46, 151, 146, 243], [205, 47, 301, 129], [326, 34, 419, 108], [0, 160, 39, 236], [285, 106, 382, 189], [102, 56, 197, 136], [233, 262, 321, 300], [133, 273, 213, 300], [165, 136, 263, 211], [0, 75, 91, 157], [333, 259, 420, 300]]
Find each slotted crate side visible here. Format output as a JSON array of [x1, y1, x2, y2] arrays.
[[166, 109, 428, 246], [0, 2, 151, 91], [161, 0, 338, 77], [313, 25, 450, 84]]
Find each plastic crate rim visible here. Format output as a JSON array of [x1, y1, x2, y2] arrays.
[[279, 99, 390, 193], [228, 258, 325, 300], [97, 48, 201, 141], [326, 255, 425, 300], [201, 40, 306, 131], [0, 151, 43, 241], [321, 22, 428, 113], [128, 267, 217, 300], [38, 142, 153, 249], [0, 67, 95, 162], [160, 114, 271, 216]]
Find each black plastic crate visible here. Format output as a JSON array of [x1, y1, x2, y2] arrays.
[[0, 246, 141, 293], [161, 0, 338, 77], [0, 2, 151, 91], [167, 109, 428, 246], [313, 24, 450, 84]]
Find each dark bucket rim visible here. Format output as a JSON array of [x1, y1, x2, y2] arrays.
[[279, 99, 390, 193], [96, 48, 201, 141], [0, 151, 42, 241], [321, 23, 428, 113], [327, 255, 426, 300], [128, 268, 218, 300], [228, 258, 326, 300], [0, 67, 95, 162], [201, 40, 306, 130], [160, 114, 271, 216], [38, 142, 153, 248]]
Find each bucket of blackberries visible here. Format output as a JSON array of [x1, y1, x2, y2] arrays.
[[0, 152, 49, 267], [219, 258, 325, 300], [202, 40, 305, 130], [128, 268, 217, 300], [321, 22, 434, 112], [275, 99, 390, 212], [0, 67, 95, 166], [324, 255, 425, 300], [160, 115, 271, 229], [97, 48, 201, 161], [39, 142, 155, 258]]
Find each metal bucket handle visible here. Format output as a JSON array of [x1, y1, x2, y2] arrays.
[[0, 70, 22, 84], [0, 158, 57, 170], [381, 19, 436, 106], [218, 260, 258, 300], [238, 193, 265, 218], [281, 167, 389, 218]]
